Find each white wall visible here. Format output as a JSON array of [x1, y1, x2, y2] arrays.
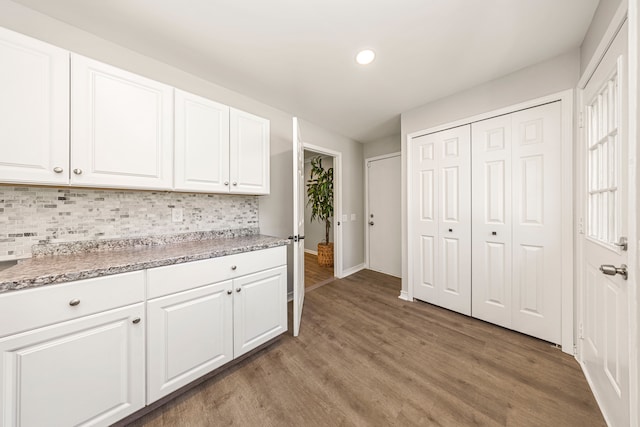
[[300, 120, 365, 271], [0, 0, 365, 292], [400, 49, 581, 296], [581, 0, 624, 73], [304, 155, 333, 252], [363, 135, 400, 159]]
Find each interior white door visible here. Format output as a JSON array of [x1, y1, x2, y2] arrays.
[[471, 114, 513, 328], [411, 125, 471, 315], [292, 117, 305, 337], [580, 21, 630, 427], [472, 103, 563, 343], [368, 155, 401, 277]]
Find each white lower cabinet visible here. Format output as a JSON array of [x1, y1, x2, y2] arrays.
[[146, 246, 287, 404], [233, 266, 287, 357], [0, 246, 287, 425], [0, 272, 146, 427], [146, 280, 234, 403]]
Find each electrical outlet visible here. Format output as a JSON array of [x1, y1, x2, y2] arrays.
[[171, 208, 183, 223]]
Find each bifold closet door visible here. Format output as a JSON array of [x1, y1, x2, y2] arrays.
[[411, 125, 471, 315], [472, 102, 562, 344]]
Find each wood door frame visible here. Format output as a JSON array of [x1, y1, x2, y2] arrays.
[[303, 143, 343, 279], [577, 2, 638, 425], [405, 89, 574, 354], [364, 152, 401, 272]]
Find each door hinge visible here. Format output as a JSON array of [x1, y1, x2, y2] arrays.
[[573, 345, 578, 357], [579, 112, 584, 129], [578, 323, 584, 340]]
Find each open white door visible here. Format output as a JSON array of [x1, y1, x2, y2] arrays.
[[580, 21, 632, 427], [292, 117, 305, 336]]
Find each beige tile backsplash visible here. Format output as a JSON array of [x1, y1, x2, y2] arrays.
[[0, 185, 258, 260]]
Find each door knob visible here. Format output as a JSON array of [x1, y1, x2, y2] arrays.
[[369, 221, 374, 226], [600, 264, 628, 280]]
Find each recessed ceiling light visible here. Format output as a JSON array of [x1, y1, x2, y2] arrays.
[[356, 49, 375, 65]]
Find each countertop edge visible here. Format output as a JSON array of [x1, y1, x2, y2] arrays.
[[0, 237, 289, 294]]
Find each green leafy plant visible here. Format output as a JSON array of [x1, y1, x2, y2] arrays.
[[306, 156, 334, 245]]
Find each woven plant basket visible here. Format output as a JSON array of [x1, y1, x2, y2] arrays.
[[317, 242, 334, 267]]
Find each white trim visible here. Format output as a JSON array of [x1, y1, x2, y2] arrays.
[[579, 360, 616, 427], [629, 2, 639, 425], [578, 1, 629, 89], [341, 263, 365, 278], [407, 91, 575, 141], [304, 249, 318, 256], [398, 290, 411, 301], [364, 152, 401, 271], [405, 89, 574, 354], [303, 143, 343, 280]]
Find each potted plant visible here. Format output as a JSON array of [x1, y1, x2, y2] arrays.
[[306, 156, 334, 267]]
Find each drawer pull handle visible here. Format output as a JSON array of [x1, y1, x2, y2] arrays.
[[231, 265, 237, 271], [227, 290, 233, 295], [236, 287, 242, 293], [132, 317, 141, 324], [69, 299, 80, 306]]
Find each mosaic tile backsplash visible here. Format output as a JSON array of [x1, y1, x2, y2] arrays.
[[0, 186, 258, 260]]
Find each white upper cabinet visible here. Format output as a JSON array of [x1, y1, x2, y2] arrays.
[[0, 27, 69, 185], [175, 95, 270, 195], [174, 89, 230, 192], [71, 54, 173, 190], [230, 108, 270, 194]]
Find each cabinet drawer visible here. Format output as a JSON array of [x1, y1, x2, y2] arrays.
[[147, 246, 286, 299], [0, 271, 145, 338]]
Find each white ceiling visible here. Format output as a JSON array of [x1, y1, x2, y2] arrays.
[[12, 0, 599, 142]]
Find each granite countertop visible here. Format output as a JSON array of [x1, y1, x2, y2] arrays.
[[0, 232, 290, 294]]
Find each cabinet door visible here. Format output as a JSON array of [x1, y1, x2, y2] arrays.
[[0, 27, 69, 185], [147, 280, 233, 404], [0, 303, 145, 427], [233, 266, 286, 357], [229, 108, 270, 194], [174, 89, 230, 192], [71, 54, 173, 190]]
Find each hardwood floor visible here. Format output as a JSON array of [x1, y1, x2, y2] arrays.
[[304, 251, 334, 289], [127, 269, 604, 427]]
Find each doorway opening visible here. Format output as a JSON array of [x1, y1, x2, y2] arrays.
[[303, 145, 341, 290]]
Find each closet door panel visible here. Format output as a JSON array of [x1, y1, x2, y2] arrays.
[[471, 116, 512, 328], [411, 136, 438, 304], [511, 102, 562, 343], [411, 125, 470, 315], [437, 126, 471, 315]]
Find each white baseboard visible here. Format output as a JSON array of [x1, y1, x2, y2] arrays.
[[304, 249, 318, 255], [398, 290, 411, 301], [340, 263, 365, 278]]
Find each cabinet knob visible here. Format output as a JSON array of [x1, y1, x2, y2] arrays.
[[53, 167, 64, 173], [231, 265, 237, 270], [69, 298, 80, 306], [73, 168, 83, 175], [236, 287, 242, 293], [224, 181, 229, 186], [132, 317, 141, 324], [232, 182, 238, 186], [227, 290, 233, 295]]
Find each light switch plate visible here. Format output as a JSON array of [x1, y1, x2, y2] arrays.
[[351, 213, 356, 221], [342, 214, 348, 222]]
